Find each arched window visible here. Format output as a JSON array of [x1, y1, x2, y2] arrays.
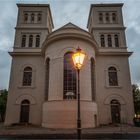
[[64, 52, 77, 99], [21, 35, 26, 47], [100, 34, 105, 47], [110, 99, 120, 123], [37, 13, 42, 22], [106, 13, 110, 23], [108, 35, 112, 47], [91, 57, 96, 101], [29, 35, 33, 47], [20, 100, 30, 123], [112, 13, 117, 23], [31, 13, 35, 23], [108, 67, 118, 86], [45, 58, 50, 101], [99, 13, 103, 23], [24, 13, 28, 22], [114, 34, 119, 47], [23, 67, 32, 86], [35, 35, 40, 47]]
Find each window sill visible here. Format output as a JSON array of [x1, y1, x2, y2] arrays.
[[63, 99, 77, 101], [18, 86, 36, 89], [105, 85, 122, 89]]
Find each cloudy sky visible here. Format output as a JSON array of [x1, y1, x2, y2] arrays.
[[0, 0, 140, 89]]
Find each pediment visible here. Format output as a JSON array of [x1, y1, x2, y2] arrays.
[[60, 22, 82, 29]]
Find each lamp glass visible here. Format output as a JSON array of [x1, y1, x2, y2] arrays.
[[72, 48, 86, 69]]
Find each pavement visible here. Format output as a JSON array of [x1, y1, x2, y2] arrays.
[[0, 123, 140, 139]]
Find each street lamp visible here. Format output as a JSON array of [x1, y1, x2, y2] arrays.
[[72, 47, 86, 139]]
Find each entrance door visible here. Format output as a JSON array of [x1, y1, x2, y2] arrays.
[[20, 100, 30, 123], [111, 100, 120, 123]]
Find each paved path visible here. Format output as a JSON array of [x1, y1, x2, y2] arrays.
[[0, 123, 140, 139]]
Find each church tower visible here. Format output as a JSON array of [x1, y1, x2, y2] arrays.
[[87, 4, 134, 125], [87, 3, 126, 48], [14, 4, 53, 49], [5, 4, 54, 126]]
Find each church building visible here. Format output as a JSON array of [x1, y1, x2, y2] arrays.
[[5, 3, 134, 128]]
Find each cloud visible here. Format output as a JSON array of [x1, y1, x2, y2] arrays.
[[0, 51, 11, 89], [0, 0, 140, 89]]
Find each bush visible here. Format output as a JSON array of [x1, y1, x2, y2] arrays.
[[133, 117, 140, 127]]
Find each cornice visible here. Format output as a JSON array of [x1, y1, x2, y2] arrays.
[[97, 51, 133, 56], [91, 26, 126, 31], [9, 52, 42, 56], [15, 27, 49, 30]]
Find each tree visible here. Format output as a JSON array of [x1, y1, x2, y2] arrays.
[[0, 89, 8, 122], [132, 84, 140, 115]]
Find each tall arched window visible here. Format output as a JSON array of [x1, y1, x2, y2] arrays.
[[111, 99, 120, 123], [64, 52, 77, 99], [108, 67, 118, 86], [45, 58, 50, 101], [108, 35, 112, 47], [35, 35, 40, 47], [114, 34, 119, 47], [24, 13, 28, 22], [31, 13, 35, 23], [37, 13, 42, 22], [99, 13, 103, 23], [106, 13, 110, 23], [100, 34, 105, 47], [20, 100, 30, 123], [21, 35, 26, 47], [91, 57, 96, 101], [29, 35, 33, 47], [23, 67, 32, 86], [112, 13, 117, 23]]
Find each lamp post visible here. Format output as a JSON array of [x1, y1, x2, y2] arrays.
[[72, 47, 86, 139]]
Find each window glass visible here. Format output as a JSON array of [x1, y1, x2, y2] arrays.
[[21, 35, 26, 47], [24, 13, 28, 22], [29, 35, 33, 47], [31, 13, 35, 23], [37, 13, 42, 22], [114, 34, 119, 47], [112, 13, 117, 23], [108, 67, 118, 86], [64, 52, 77, 99], [108, 35, 112, 47], [99, 13, 103, 23], [35, 35, 40, 47], [23, 67, 32, 86], [106, 13, 110, 23], [100, 34, 105, 47]]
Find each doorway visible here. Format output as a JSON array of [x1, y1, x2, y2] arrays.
[[20, 100, 30, 123], [111, 99, 120, 123]]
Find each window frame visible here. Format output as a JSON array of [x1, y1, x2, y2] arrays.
[[35, 35, 40, 47], [114, 34, 119, 47], [21, 35, 26, 47], [108, 35, 112, 47], [112, 12, 117, 23], [105, 13, 110, 23], [99, 13, 103, 23], [24, 13, 28, 23], [63, 52, 77, 100], [22, 67, 32, 86], [100, 34, 105, 47], [31, 13, 35, 23], [108, 67, 118, 86], [37, 13, 42, 22], [29, 35, 33, 47]]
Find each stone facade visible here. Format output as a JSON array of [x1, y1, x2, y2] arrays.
[[5, 3, 134, 128]]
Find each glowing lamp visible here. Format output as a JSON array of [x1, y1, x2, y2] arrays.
[[72, 47, 86, 69]]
